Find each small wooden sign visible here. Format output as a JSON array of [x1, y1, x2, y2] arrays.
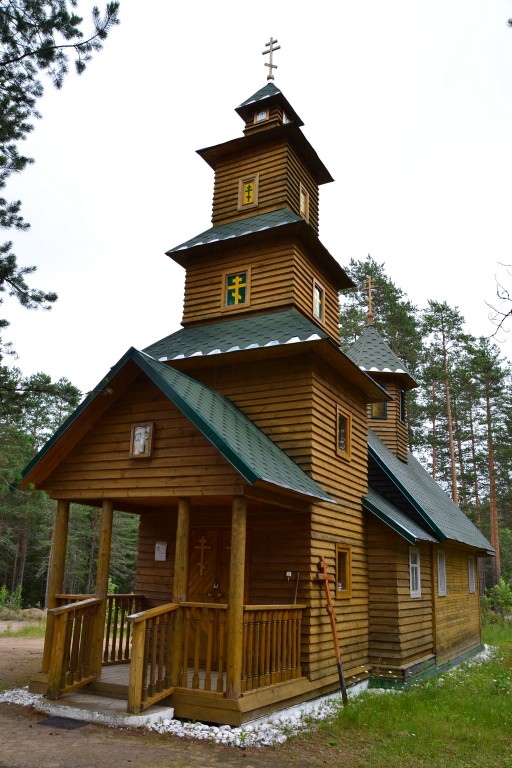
[[129, 422, 154, 458]]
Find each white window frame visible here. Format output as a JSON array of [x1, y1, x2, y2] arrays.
[[437, 550, 447, 596], [468, 555, 476, 593], [409, 547, 421, 598]]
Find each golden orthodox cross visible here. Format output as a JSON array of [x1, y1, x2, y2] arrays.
[[262, 37, 280, 80], [364, 273, 378, 326], [194, 535, 211, 576]]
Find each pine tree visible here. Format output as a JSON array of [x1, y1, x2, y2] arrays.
[[0, 1, 120, 354]]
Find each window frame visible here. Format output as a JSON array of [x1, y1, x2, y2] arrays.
[[238, 174, 259, 211], [312, 278, 325, 323], [437, 549, 447, 596], [299, 182, 309, 221], [370, 387, 388, 420], [468, 555, 476, 593], [400, 389, 406, 423], [254, 107, 269, 124], [336, 404, 352, 461], [409, 546, 421, 598], [335, 544, 352, 599], [222, 266, 251, 311]]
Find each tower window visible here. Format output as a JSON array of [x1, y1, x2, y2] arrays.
[[238, 174, 259, 210], [254, 108, 268, 123], [336, 405, 352, 460], [299, 183, 309, 221], [371, 386, 387, 419], [224, 267, 251, 309], [313, 279, 325, 322], [400, 389, 406, 422]]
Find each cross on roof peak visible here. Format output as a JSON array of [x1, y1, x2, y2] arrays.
[[363, 271, 379, 326], [262, 37, 280, 81]]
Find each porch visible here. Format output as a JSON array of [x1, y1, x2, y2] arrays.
[[31, 592, 307, 724]]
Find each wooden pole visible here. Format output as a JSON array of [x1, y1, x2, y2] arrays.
[[89, 500, 114, 677], [42, 500, 70, 673], [318, 556, 348, 705], [226, 495, 247, 699], [170, 497, 190, 686]]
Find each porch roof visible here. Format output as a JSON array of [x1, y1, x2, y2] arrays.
[[368, 430, 494, 554], [136, 351, 334, 503], [19, 347, 335, 505]]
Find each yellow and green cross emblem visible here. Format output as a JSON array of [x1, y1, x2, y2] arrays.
[[226, 272, 247, 306]]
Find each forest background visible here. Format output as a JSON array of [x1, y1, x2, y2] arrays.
[[1, 254, 510, 605]]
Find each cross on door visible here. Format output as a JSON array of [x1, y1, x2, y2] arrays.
[[194, 535, 211, 576]]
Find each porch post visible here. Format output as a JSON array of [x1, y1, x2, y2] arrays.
[[170, 497, 190, 686], [90, 500, 114, 676], [42, 499, 70, 673], [226, 495, 247, 699]]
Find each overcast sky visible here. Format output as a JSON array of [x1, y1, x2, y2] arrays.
[[4, 0, 512, 393]]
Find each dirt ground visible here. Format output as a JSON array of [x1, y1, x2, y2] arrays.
[[0, 631, 344, 768]]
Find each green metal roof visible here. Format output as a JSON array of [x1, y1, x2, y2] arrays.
[[364, 488, 438, 545], [368, 430, 494, 554], [144, 308, 329, 361], [167, 208, 302, 255], [20, 347, 334, 504], [347, 325, 418, 389], [136, 352, 334, 502]]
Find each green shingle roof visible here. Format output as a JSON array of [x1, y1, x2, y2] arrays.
[[368, 430, 494, 553], [167, 209, 302, 254], [364, 488, 438, 545], [235, 82, 304, 127], [144, 308, 329, 361], [347, 325, 418, 389]]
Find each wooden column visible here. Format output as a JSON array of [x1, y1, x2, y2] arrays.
[[170, 497, 190, 686], [226, 495, 247, 700], [42, 500, 70, 673], [90, 500, 114, 676]]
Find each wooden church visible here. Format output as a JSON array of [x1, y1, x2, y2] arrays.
[[20, 45, 493, 725]]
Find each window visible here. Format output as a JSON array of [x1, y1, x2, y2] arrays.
[[238, 174, 259, 210], [299, 183, 309, 221], [468, 556, 476, 593], [313, 279, 325, 322], [437, 550, 447, 596], [223, 267, 251, 309], [400, 389, 406, 423], [371, 387, 387, 419], [335, 545, 352, 598], [409, 547, 421, 598], [336, 405, 352, 460], [254, 108, 268, 123]]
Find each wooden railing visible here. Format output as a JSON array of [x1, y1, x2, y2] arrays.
[[47, 597, 102, 699], [180, 602, 228, 693], [127, 602, 179, 713], [55, 593, 144, 667], [242, 605, 305, 692]]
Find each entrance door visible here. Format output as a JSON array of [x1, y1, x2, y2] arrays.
[[188, 528, 231, 603]]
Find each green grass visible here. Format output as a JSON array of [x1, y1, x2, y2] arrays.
[[313, 623, 512, 768], [0, 620, 46, 638]]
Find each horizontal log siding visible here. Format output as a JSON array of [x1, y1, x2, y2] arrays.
[[136, 509, 176, 605], [40, 376, 246, 500], [305, 369, 370, 682], [210, 142, 319, 232], [367, 518, 433, 668], [367, 379, 408, 461], [433, 544, 481, 664], [181, 245, 340, 341]]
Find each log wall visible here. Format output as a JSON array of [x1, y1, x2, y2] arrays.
[[181, 244, 340, 342], [433, 544, 481, 664], [210, 142, 319, 232]]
